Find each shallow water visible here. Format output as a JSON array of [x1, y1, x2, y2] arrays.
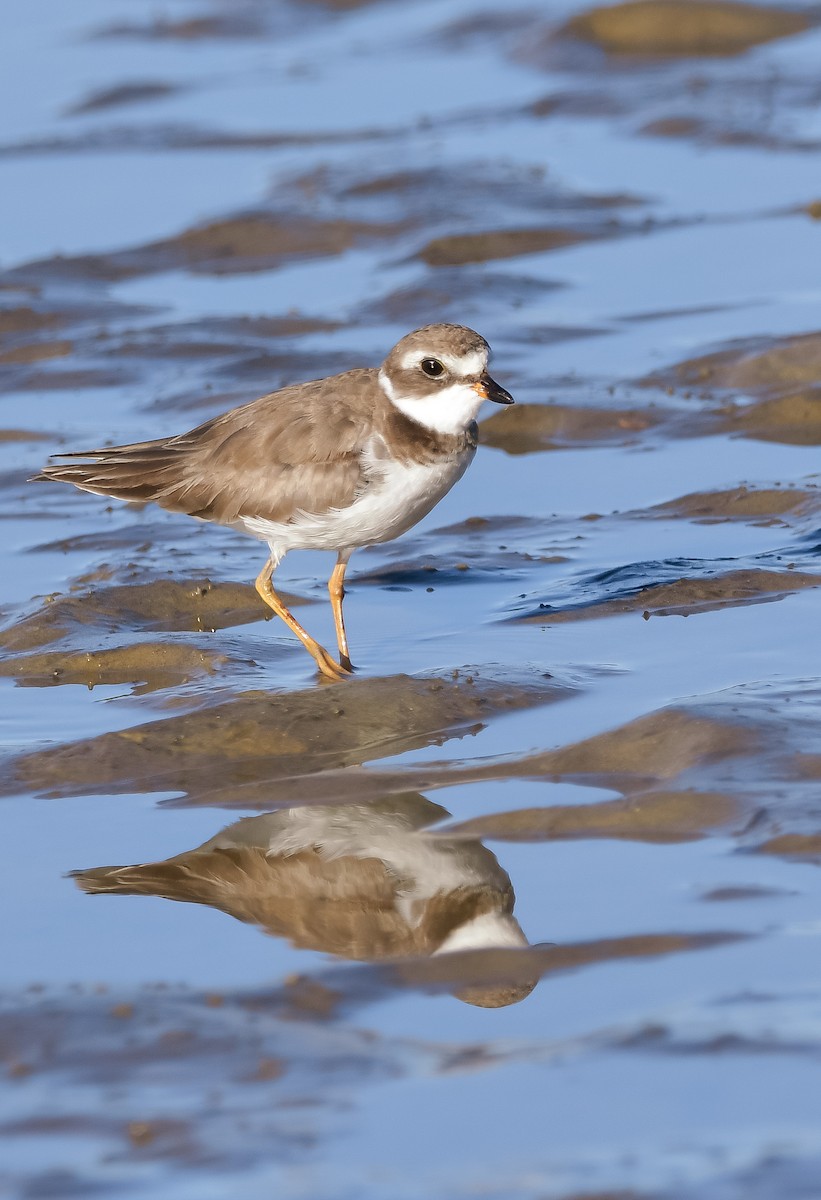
[[3, 0, 821, 1196]]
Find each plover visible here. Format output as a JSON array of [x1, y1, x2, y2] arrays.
[[34, 324, 513, 680], [73, 794, 536, 1007]]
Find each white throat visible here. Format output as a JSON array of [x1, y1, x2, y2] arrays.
[[433, 911, 529, 955], [379, 369, 485, 436]]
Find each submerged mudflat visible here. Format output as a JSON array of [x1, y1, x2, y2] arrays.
[[3, 0, 821, 1196]]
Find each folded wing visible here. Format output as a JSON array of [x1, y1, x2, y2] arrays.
[[32, 369, 381, 525]]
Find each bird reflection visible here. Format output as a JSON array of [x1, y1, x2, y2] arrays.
[[73, 792, 535, 1007]]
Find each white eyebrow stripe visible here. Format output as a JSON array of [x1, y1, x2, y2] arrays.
[[399, 348, 488, 376]]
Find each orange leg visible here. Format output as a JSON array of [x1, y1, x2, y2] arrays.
[[328, 553, 353, 673], [255, 559, 350, 682]]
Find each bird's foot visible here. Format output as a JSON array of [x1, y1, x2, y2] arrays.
[[313, 645, 353, 682]]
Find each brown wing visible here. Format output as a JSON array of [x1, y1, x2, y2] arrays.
[[72, 847, 424, 959], [32, 368, 385, 525]]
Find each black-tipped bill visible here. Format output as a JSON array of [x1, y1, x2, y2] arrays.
[[474, 374, 514, 405]]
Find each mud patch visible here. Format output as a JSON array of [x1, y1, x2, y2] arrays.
[[0, 307, 64, 337], [717, 391, 821, 446], [270, 702, 757, 815], [489, 327, 821, 452], [0, 642, 228, 694], [94, 14, 268, 41], [0, 428, 53, 444], [13, 213, 398, 284], [440, 789, 740, 844], [518, 566, 821, 622], [167, 215, 388, 275], [647, 330, 821, 395], [3, 668, 565, 803], [220, 680, 821, 827], [481, 401, 662, 452], [66, 82, 179, 116], [0, 339, 72, 365], [0, 578, 278, 652], [700, 884, 795, 901], [418, 227, 597, 267], [558, 1, 810, 58], [477, 682, 821, 858], [647, 485, 821, 524], [523, 707, 753, 787], [17, 366, 137, 392], [756, 833, 821, 862]]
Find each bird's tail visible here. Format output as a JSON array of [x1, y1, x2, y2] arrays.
[[31, 440, 184, 505], [71, 860, 207, 902]]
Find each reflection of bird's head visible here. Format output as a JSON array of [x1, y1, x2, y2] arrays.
[[73, 794, 535, 1007], [431, 911, 537, 1008], [454, 980, 538, 1009]]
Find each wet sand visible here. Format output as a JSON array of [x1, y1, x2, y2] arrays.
[[3, 0, 821, 1196]]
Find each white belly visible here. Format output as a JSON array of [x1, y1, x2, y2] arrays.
[[240, 448, 474, 560]]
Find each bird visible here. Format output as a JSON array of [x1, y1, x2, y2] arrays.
[[33, 323, 514, 680], [72, 793, 537, 1008]]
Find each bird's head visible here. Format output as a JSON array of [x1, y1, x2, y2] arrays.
[[379, 323, 513, 435]]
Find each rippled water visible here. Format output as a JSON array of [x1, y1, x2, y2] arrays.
[[3, 1, 821, 1196]]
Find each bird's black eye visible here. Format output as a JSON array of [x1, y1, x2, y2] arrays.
[[420, 358, 445, 378]]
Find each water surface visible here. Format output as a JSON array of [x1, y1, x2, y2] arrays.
[[3, 0, 821, 1196]]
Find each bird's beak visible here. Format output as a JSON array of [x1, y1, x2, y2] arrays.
[[473, 374, 514, 405]]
